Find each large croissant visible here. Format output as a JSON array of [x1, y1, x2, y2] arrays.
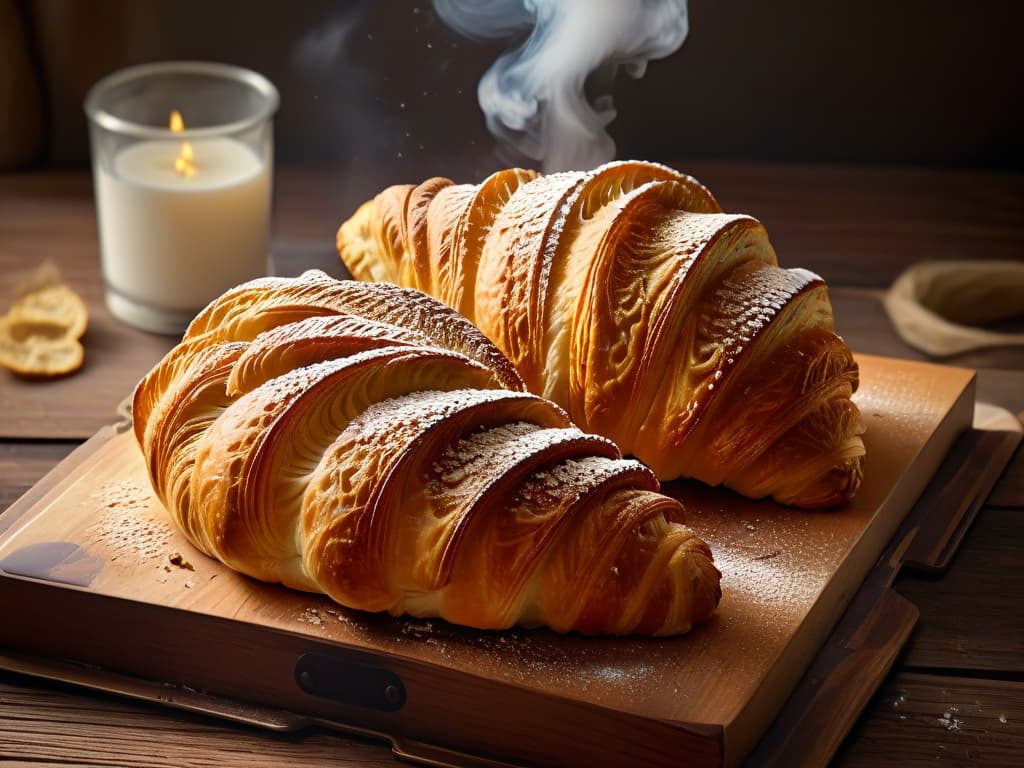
[[337, 161, 865, 508], [132, 271, 721, 636]]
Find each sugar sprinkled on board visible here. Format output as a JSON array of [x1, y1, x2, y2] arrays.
[[88, 479, 174, 564], [297, 606, 325, 627]]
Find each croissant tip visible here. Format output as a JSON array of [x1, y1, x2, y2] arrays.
[[777, 455, 865, 509]]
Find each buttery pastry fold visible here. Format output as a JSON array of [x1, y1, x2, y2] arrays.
[[133, 271, 720, 635], [338, 161, 865, 507]]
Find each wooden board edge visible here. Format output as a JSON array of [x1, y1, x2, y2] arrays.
[[0, 423, 122, 538], [0, 573, 726, 768], [0, 355, 988, 768], [749, 588, 919, 767], [745, 420, 1018, 767], [903, 428, 1023, 572], [0, 650, 314, 733], [720, 365, 976, 766]]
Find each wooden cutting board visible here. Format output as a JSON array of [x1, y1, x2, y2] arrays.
[[0, 354, 980, 767]]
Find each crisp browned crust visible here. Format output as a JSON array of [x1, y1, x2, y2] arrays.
[[337, 161, 864, 508], [133, 270, 721, 635]]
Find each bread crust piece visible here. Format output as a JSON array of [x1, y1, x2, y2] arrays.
[[337, 161, 865, 508], [133, 270, 721, 635]]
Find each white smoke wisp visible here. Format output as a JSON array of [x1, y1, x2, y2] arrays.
[[433, 0, 689, 173]]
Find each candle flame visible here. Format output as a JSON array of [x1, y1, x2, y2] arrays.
[[169, 109, 196, 177]]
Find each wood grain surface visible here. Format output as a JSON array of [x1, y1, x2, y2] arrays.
[[1, 164, 1022, 767], [0, 353, 977, 767]]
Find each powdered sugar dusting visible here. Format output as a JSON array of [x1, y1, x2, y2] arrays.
[[88, 479, 174, 564], [429, 423, 576, 492]]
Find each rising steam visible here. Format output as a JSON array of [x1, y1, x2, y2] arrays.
[[433, 0, 689, 172]]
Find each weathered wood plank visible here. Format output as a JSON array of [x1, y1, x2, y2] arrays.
[[834, 672, 1024, 767], [897, 504, 1024, 673]]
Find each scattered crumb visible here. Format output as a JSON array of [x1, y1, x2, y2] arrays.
[[753, 550, 781, 561], [322, 606, 350, 624], [402, 620, 435, 636], [297, 607, 324, 626], [937, 711, 963, 732], [168, 552, 195, 571]]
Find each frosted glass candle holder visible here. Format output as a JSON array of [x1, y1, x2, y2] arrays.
[[85, 61, 279, 334]]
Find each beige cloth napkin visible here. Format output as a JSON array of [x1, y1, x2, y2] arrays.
[[974, 401, 1023, 433], [883, 260, 1024, 357]]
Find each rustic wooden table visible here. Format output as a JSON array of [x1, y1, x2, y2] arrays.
[[0, 164, 1021, 766]]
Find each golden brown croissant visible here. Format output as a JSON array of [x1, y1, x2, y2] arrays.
[[337, 161, 865, 508], [132, 270, 721, 635]]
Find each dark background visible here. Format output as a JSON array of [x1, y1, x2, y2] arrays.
[[3, 0, 1022, 180]]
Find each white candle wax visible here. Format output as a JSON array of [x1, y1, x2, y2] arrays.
[[96, 137, 270, 322]]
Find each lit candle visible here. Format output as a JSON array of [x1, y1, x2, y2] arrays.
[[96, 110, 270, 319], [85, 62, 278, 334]]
